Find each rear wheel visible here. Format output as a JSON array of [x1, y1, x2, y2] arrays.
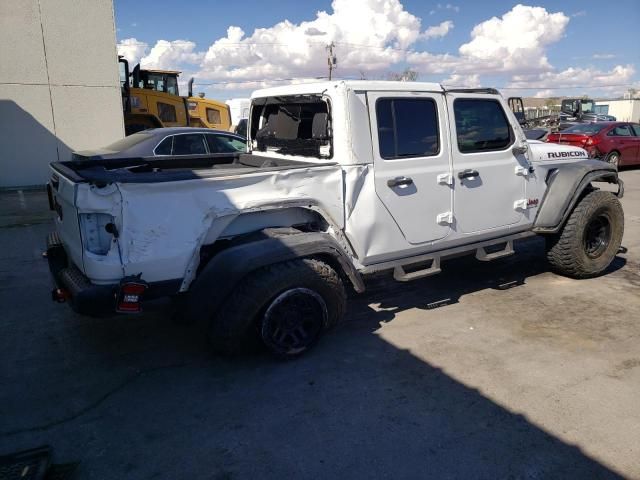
[[605, 150, 620, 168], [545, 190, 624, 278], [209, 258, 346, 359]]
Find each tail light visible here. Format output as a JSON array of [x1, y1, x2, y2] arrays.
[[116, 280, 148, 313], [585, 136, 601, 146]]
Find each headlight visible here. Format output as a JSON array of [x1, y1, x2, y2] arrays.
[[79, 213, 114, 255]]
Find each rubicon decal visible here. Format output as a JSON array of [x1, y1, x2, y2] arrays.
[[527, 198, 539, 207], [547, 151, 586, 159]]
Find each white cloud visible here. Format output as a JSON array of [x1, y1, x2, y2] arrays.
[[593, 53, 616, 60], [422, 20, 454, 39], [116, 2, 637, 99], [571, 10, 586, 17], [458, 5, 569, 73], [197, 0, 424, 83], [533, 89, 555, 98], [117, 38, 147, 66], [141, 39, 204, 70], [507, 65, 636, 97], [441, 73, 480, 88]]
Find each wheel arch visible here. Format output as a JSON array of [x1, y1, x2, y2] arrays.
[[183, 231, 364, 324], [533, 160, 623, 234]]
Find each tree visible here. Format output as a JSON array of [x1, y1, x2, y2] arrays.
[[387, 68, 418, 82]]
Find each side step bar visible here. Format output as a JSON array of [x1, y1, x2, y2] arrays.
[[476, 240, 514, 261], [394, 257, 441, 282], [362, 231, 534, 282]]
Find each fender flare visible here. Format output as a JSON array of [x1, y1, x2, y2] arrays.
[[533, 160, 623, 234], [184, 231, 364, 322]]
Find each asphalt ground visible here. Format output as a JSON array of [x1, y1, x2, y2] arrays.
[[1, 169, 639, 479]]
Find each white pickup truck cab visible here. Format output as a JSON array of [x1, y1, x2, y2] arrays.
[[46, 81, 624, 358]]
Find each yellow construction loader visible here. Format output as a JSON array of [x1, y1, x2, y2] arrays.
[[119, 57, 231, 135]]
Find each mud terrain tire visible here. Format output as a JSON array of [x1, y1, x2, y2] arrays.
[[545, 190, 623, 279], [209, 258, 346, 358]]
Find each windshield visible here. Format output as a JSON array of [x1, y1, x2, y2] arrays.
[[581, 100, 594, 114], [102, 133, 152, 152], [250, 95, 331, 159], [562, 123, 606, 134]]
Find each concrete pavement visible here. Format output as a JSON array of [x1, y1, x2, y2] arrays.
[[1, 169, 639, 479]]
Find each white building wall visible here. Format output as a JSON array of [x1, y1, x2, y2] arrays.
[[0, 0, 124, 188], [598, 99, 640, 122]]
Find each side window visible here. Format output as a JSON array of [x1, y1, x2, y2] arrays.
[[157, 102, 177, 123], [632, 124, 640, 136], [206, 135, 245, 153], [206, 108, 222, 124], [172, 134, 207, 155], [454, 99, 512, 153], [166, 76, 178, 96], [154, 136, 173, 155], [609, 125, 632, 136], [375, 98, 439, 159]]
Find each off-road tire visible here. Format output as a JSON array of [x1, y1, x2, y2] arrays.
[[545, 190, 624, 279], [209, 258, 346, 358], [605, 151, 620, 168]]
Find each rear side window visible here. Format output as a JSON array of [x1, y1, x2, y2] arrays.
[[376, 98, 439, 159], [206, 108, 222, 124], [154, 136, 173, 155], [172, 134, 207, 155], [454, 99, 512, 153], [206, 134, 246, 153], [632, 124, 640, 136], [157, 102, 177, 123], [608, 125, 633, 136]]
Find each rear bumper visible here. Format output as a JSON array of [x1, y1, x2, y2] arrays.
[[45, 232, 181, 316]]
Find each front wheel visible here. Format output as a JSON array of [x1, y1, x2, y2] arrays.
[[605, 151, 620, 168], [545, 190, 624, 278]]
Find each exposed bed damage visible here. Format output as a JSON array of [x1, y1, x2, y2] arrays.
[[46, 80, 624, 328]]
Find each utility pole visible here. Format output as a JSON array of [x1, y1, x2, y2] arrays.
[[326, 42, 336, 80]]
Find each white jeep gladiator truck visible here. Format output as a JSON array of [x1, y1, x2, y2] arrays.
[[45, 81, 625, 358]]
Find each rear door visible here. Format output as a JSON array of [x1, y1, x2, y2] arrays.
[[608, 124, 637, 165], [446, 94, 526, 234], [631, 124, 640, 164], [367, 92, 452, 245]]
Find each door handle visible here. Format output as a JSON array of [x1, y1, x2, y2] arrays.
[[458, 169, 480, 179], [387, 176, 414, 187]]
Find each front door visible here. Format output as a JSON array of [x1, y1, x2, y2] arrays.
[[446, 93, 527, 234], [368, 91, 452, 245]]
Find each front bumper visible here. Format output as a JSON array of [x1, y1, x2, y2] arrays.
[[45, 232, 182, 316]]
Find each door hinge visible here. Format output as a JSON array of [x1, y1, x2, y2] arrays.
[[437, 173, 453, 186], [437, 211, 453, 225], [513, 199, 528, 210], [515, 166, 529, 177]]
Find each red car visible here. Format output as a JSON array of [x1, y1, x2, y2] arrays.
[[546, 122, 640, 167]]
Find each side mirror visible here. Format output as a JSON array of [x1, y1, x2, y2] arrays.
[[512, 143, 528, 155]]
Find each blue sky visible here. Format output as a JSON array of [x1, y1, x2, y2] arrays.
[[115, 0, 639, 100]]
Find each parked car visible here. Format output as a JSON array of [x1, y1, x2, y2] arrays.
[[46, 81, 624, 359], [71, 127, 246, 161], [546, 122, 640, 167]]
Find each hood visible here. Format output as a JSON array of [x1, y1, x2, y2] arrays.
[[527, 140, 590, 163]]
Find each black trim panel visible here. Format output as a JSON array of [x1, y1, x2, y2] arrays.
[[185, 231, 364, 323], [533, 159, 620, 233]]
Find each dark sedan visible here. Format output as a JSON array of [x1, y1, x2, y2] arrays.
[[546, 122, 640, 167], [72, 127, 246, 161]]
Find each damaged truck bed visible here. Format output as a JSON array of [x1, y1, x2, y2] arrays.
[[45, 80, 624, 358]]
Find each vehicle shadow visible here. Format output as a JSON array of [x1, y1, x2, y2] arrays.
[[0, 222, 628, 479]]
